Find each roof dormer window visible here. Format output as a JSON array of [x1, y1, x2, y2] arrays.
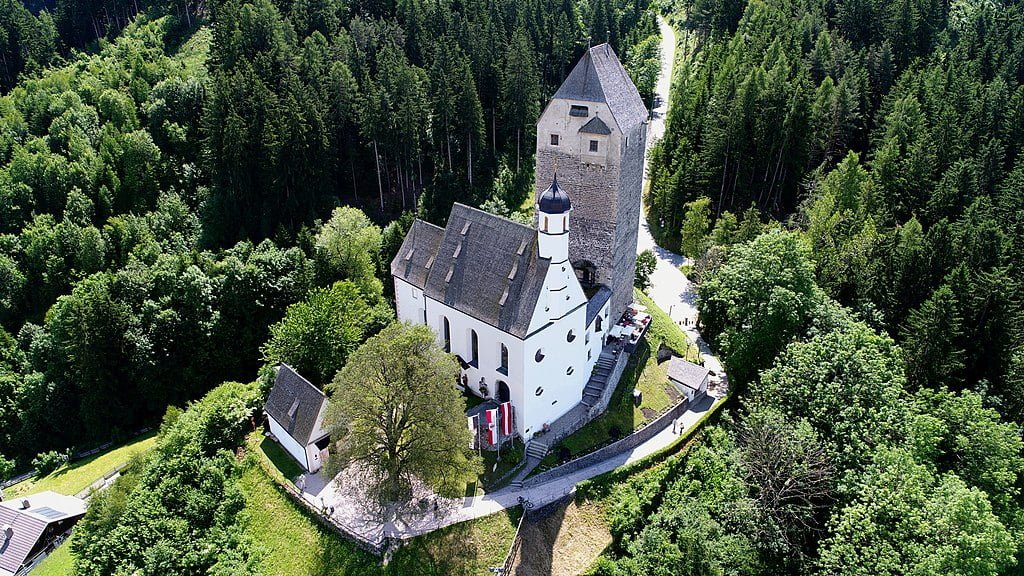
[[570, 105, 589, 117], [589, 140, 599, 152]]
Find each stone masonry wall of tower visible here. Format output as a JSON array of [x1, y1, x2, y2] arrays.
[[534, 110, 644, 319]]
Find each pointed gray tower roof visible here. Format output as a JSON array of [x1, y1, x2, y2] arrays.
[[553, 43, 648, 132]]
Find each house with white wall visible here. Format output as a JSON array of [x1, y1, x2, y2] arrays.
[[667, 357, 709, 404], [264, 365, 330, 473], [0, 491, 86, 576]]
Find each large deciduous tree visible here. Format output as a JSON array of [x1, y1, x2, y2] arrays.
[[261, 281, 374, 387], [326, 322, 479, 503], [818, 448, 1016, 576], [697, 230, 824, 384], [314, 206, 382, 291]]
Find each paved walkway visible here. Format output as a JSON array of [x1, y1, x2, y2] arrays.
[[638, 17, 725, 381], [297, 17, 730, 548], [299, 393, 723, 545]]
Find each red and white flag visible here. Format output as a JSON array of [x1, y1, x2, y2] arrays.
[[467, 415, 478, 450], [485, 408, 498, 445], [500, 402, 513, 437]]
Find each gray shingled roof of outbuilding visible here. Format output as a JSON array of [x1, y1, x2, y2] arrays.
[[394, 204, 550, 339], [264, 365, 328, 446], [667, 357, 709, 391], [553, 43, 648, 132], [390, 219, 445, 289]]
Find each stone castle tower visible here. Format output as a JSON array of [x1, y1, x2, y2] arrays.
[[534, 43, 648, 319]]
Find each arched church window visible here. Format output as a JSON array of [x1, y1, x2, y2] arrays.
[[535, 349, 545, 362], [500, 343, 509, 373], [566, 366, 574, 375], [443, 317, 451, 352], [567, 330, 576, 342], [470, 329, 479, 366], [595, 316, 603, 332]]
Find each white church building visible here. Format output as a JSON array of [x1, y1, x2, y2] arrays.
[[392, 180, 611, 439], [390, 42, 645, 441]]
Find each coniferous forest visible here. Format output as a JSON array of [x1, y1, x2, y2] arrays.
[[1, 0, 1024, 573], [601, 0, 1024, 574], [0, 0, 659, 466]]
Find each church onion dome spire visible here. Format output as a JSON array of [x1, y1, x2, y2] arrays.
[[538, 174, 572, 214]]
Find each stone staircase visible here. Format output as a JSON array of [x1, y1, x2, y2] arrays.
[[507, 349, 621, 488], [582, 351, 617, 407]]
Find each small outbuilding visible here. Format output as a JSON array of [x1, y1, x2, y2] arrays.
[[667, 357, 709, 404], [0, 491, 86, 576], [264, 364, 330, 474]]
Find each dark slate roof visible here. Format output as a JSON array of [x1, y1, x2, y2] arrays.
[[538, 175, 572, 214], [554, 43, 648, 132], [586, 286, 613, 327], [0, 492, 85, 575], [393, 204, 550, 339], [667, 357, 709, 390], [390, 219, 445, 289], [579, 115, 612, 135], [265, 365, 328, 446]]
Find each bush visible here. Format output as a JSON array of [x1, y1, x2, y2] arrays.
[[0, 454, 14, 482], [32, 450, 68, 476]]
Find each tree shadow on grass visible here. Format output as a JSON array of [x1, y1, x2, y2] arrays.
[[511, 497, 571, 576]]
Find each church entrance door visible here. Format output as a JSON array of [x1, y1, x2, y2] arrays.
[[497, 381, 510, 403]]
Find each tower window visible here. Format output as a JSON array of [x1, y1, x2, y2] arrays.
[[535, 387, 544, 396], [550, 134, 559, 146], [567, 366, 574, 375], [570, 105, 589, 117], [567, 330, 576, 342], [543, 216, 548, 231], [589, 140, 599, 152], [535, 349, 545, 362]]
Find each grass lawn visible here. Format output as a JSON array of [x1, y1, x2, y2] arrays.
[[238, 461, 382, 576], [252, 433, 305, 485], [239, 457, 521, 576], [536, 290, 699, 468], [478, 439, 525, 490], [32, 540, 73, 576], [5, 431, 158, 498]]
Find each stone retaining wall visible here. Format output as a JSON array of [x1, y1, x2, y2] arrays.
[[277, 478, 386, 556], [524, 398, 690, 488]]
